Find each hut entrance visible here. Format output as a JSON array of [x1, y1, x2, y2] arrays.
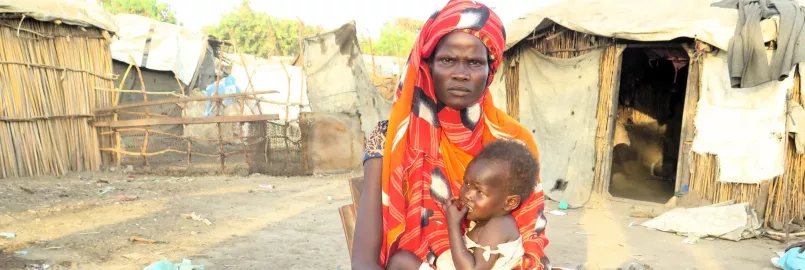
[[608, 45, 690, 203]]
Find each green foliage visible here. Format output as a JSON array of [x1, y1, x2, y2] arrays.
[[202, 0, 323, 57], [360, 18, 424, 56], [99, 0, 177, 24]]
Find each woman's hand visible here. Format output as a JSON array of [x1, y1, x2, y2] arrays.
[[443, 198, 468, 227]]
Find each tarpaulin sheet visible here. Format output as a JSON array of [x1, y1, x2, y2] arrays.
[[642, 202, 762, 241], [692, 51, 793, 184], [516, 48, 605, 207], [111, 14, 206, 85], [504, 0, 779, 51], [0, 0, 117, 32], [204, 76, 240, 117], [233, 62, 310, 121], [302, 21, 391, 137]]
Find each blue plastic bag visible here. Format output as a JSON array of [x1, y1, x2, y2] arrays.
[[143, 259, 204, 270], [204, 76, 241, 117], [777, 248, 805, 270]]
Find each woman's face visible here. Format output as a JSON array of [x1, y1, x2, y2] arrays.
[[430, 31, 489, 110]]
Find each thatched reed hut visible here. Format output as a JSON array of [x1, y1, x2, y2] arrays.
[[0, 1, 117, 178], [493, 0, 804, 225]]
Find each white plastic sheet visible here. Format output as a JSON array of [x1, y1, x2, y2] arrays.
[[692, 51, 793, 184], [111, 14, 206, 85], [642, 202, 761, 241]]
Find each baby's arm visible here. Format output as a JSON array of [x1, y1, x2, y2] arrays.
[[449, 216, 518, 270]]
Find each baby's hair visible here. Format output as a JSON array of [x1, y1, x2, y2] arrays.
[[473, 140, 538, 201]]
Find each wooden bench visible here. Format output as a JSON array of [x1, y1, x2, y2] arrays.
[[339, 176, 364, 258]]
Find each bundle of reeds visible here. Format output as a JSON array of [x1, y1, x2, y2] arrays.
[[764, 68, 805, 225], [592, 46, 620, 192], [0, 18, 113, 178], [531, 25, 614, 59], [503, 54, 520, 119], [689, 154, 761, 206]]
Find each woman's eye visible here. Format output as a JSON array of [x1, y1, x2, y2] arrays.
[[440, 58, 454, 64], [469, 60, 481, 66]]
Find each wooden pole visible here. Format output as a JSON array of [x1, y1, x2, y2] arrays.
[[365, 29, 377, 75], [95, 90, 279, 113], [215, 45, 226, 170], [128, 55, 151, 166], [278, 61, 293, 170], [115, 63, 133, 167], [783, 88, 792, 245], [228, 30, 254, 169], [171, 64, 191, 167], [675, 43, 701, 193]]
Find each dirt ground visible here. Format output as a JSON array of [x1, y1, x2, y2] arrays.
[[0, 171, 794, 270]]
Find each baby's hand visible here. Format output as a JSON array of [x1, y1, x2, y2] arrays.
[[443, 198, 468, 227]]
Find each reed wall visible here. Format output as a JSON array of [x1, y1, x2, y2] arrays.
[[0, 18, 114, 178]]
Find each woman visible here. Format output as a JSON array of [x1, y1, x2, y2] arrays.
[[351, 1, 550, 269]]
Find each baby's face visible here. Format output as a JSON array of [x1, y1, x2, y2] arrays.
[[459, 159, 510, 221]]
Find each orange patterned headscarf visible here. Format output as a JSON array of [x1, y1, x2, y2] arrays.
[[379, 0, 550, 269]]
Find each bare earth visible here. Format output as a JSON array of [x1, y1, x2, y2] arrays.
[[0, 172, 791, 270]]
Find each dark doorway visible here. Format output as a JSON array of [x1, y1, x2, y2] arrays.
[[609, 46, 689, 203]]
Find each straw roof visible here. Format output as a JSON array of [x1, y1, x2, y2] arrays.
[[0, 0, 117, 32]]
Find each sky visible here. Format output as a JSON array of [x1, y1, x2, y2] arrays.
[[161, 0, 559, 38]]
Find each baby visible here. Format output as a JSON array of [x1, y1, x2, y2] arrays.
[[388, 140, 538, 270]]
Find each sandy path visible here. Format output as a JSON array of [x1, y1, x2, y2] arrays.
[[0, 172, 791, 270]]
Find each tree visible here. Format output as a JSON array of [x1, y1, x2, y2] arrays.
[[99, 0, 178, 24], [360, 18, 424, 56], [202, 0, 322, 57]]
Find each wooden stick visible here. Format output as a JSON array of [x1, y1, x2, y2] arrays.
[[214, 45, 226, 170], [95, 87, 185, 98], [113, 63, 133, 167], [95, 90, 279, 113], [101, 147, 219, 158], [365, 29, 377, 75], [0, 60, 114, 80], [92, 114, 280, 128], [0, 114, 94, 122], [170, 55, 192, 167], [128, 55, 150, 166], [227, 31, 253, 168], [767, 230, 805, 237]]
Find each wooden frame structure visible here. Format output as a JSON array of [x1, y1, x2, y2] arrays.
[[93, 32, 310, 175]]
